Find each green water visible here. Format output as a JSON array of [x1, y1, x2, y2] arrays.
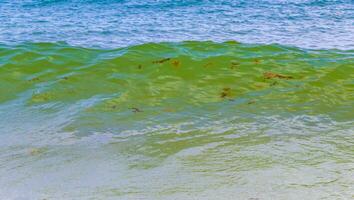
[[0, 41, 353, 199]]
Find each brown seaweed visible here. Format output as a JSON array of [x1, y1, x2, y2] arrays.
[[263, 72, 293, 79], [28, 77, 40, 82], [130, 107, 143, 113], [171, 60, 180, 67], [152, 58, 171, 64], [220, 87, 232, 98], [230, 61, 240, 69]]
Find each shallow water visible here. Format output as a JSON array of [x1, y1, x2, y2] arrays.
[[0, 41, 353, 199], [0, 1, 354, 200]]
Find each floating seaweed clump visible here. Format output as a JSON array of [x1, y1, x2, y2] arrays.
[[28, 77, 40, 82], [130, 107, 143, 113], [230, 61, 239, 69], [152, 58, 171, 64], [220, 87, 232, 99], [263, 72, 293, 79], [171, 60, 180, 67], [254, 59, 261, 64]]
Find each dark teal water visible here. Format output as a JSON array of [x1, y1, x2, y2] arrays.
[[0, 1, 353, 200]]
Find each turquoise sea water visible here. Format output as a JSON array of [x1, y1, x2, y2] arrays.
[[0, 1, 353, 200]]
